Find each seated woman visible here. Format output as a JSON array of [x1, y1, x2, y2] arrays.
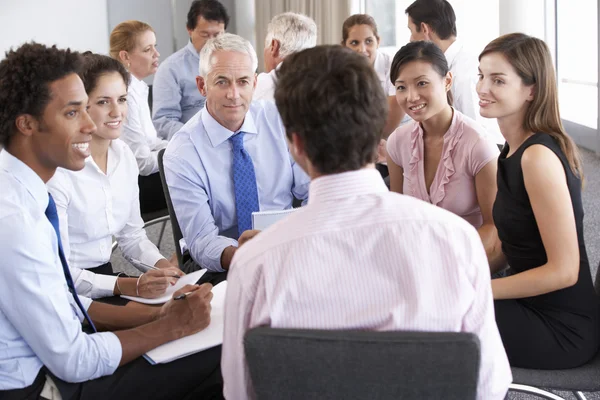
[[47, 53, 182, 300], [341, 14, 406, 151], [110, 20, 168, 215], [386, 40, 500, 261], [478, 33, 599, 369]]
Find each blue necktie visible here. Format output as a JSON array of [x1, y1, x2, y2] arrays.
[[45, 194, 97, 333], [229, 132, 260, 237]]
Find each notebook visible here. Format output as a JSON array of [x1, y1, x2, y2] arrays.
[[144, 281, 228, 365], [251, 208, 298, 230], [121, 269, 206, 305]]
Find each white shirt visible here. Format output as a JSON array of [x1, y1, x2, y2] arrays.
[[222, 168, 511, 400], [47, 139, 165, 299], [253, 63, 281, 101], [0, 150, 121, 389], [444, 40, 504, 144], [122, 74, 169, 176], [373, 51, 396, 96]]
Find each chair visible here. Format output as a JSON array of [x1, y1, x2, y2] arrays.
[[140, 209, 170, 250], [244, 328, 481, 400], [508, 262, 600, 400], [157, 148, 185, 268]]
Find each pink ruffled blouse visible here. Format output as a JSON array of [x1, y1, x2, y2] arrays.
[[386, 109, 499, 228]]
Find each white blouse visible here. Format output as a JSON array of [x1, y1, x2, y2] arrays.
[[122, 75, 168, 176], [373, 51, 396, 96], [47, 139, 165, 298]]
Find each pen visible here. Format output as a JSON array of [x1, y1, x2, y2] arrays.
[[174, 291, 193, 300], [130, 258, 180, 278]]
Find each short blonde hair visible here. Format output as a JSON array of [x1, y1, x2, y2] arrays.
[[109, 20, 154, 61]]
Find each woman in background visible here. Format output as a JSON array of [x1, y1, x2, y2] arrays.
[[110, 20, 168, 214], [478, 33, 598, 368], [47, 53, 181, 300], [386, 40, 500, 262]]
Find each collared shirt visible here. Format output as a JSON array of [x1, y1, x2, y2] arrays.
[[222, 168, 512, 400], [254, 63, 281, 101], [152, 41, 206, 140], [444, 40, 504, 144], [373, 51, 396, 96], [0, 150, 121, 390], [386, 109, 499, 228], [47, 139, 165, 298], [163, 100, 310, 272], [121, 74, 168, 176]]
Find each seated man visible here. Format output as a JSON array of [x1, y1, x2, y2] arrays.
[[254, 12, 317, 101], [0, 43, 222, 400], [222, 45, 512, 400], [163, 33, 309, 274], [152, 0, 229, 140]]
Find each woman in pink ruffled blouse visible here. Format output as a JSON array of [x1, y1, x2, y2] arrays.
[[386, 40, 500, 261]]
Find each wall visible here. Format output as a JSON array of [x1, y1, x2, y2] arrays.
[[0, 0, 109, 58]]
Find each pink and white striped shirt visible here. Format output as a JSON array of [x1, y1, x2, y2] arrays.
[[222, 168, 511, 400]]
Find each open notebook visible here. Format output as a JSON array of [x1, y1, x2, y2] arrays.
[[144, 281, 228, 365], [252, 208, 298, 230], [121, 269, 206, 305]]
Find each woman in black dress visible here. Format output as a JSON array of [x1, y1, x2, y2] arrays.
[[477, 33, 598, 369]]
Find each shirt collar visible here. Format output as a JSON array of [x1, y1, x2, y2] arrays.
[[444, 39, 463, 69], [199, 106, 258, 148], [0, 149, 50, 212], [308, 168, 388, 205], [186, 40, 200, 59], [129, 74, 148, 95], [84, 141, 121, 176]]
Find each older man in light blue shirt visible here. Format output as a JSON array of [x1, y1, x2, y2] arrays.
[[164, 33, 309, 273], [152, 0, 229, 140]]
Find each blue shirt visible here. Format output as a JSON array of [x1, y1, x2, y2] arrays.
[[152, 41, 206, 140], [0, 150, 121, 390], [163, 100, 310, 272]]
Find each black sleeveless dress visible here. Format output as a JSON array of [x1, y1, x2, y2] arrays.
[[493, 133, 599, 369]]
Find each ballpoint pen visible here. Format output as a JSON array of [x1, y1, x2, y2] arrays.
[[130, 258, 180, 278]]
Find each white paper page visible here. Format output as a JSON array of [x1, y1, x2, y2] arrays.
[[252, 208, 297, 230], [121, 269, 206, 305], [144, 281, 228, 364]]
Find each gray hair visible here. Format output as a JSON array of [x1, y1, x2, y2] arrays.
[[198, 33, 258, 77], [264, 12, 317, 58]]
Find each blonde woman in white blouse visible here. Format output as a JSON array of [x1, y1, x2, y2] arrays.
[[110, 20, 168, 214], [47, 53, 182, 300]]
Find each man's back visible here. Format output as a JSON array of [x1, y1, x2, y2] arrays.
[[223, 169, 511, 399]]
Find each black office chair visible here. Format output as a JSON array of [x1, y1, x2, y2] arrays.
[[157, 148, 185, 268], [508, 263, 600, 400], [244, 328, 481, 400]]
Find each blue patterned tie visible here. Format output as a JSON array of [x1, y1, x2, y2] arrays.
[[229, 132, 260, 237], [45, 194, 97, 332]]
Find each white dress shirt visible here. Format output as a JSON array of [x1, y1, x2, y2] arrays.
[[374, 51, 396, 96], [222, 168, 511, 400], [444, 40, 504, 144], [0, 150, 121, 390], [253, 63, 281, 101], [122, 74, 169, 176], [47, 139, 165, 299]]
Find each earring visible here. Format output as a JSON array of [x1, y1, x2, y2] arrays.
[[126, 62, 130, 69]]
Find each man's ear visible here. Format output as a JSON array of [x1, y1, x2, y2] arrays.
[[270, 39, 281, 59], [196, 76, 207, 96], [421, 23, 432, 40], [289, 132, 305, 157], [14, 114, 38, 137]]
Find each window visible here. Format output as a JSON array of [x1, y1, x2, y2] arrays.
[[556, 0, 598, 129]]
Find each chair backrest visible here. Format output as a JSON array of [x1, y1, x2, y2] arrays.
[[595, 261, 599, 296], [157, 148, 184, 268], [244, 327, 481, 400]]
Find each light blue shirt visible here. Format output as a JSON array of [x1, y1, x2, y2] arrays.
[[163, 100, 310, 272], [152, 41, 206, 140], [0, 150, 121, 390]]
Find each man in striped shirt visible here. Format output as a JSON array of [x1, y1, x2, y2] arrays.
[[222, 45, 511, 400]]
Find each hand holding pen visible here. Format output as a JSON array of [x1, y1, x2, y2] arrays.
[[160, 284, 214, 337], [129, 258, 185, 299]]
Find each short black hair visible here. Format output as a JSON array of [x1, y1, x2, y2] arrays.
[[0, 42, 82, 147], [405, 0, 457, 40], [80, 52, 130, 95], [390, 41, 453, 106], [187, 0, 230, 30], [275, 45, 388, 174]]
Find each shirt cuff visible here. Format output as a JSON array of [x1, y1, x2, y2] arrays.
[[89, 331, 122, 376], [91, 274, 118, 299], [199, 237, 239, 273]]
